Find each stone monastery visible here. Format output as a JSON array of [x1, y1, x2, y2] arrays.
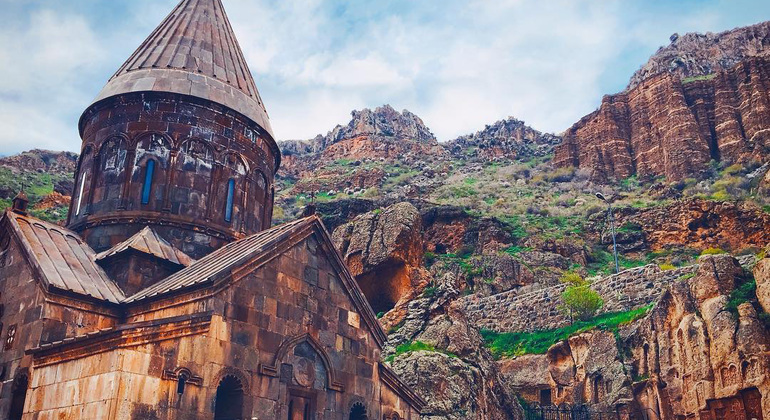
[[0, 0, 424, 418]]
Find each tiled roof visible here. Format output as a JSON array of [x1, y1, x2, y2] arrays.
[[5, 211, 125, 304], [86, 0, 273, 138], [96, 226, 194, 267], [124, 216, 317, 303]]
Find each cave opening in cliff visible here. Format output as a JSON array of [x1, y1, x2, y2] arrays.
[[356, 262, 410, 315]]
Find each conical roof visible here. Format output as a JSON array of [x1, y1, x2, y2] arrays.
[[85, 0, 273, 138]]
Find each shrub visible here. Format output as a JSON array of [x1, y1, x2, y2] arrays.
[[701, 247, 727, 256], [385, 341, 458, 362], [559, 272, 604, 321], [559, 271, 586, 286], [481, 304, 653, 357], [659, 263, 676, 271]]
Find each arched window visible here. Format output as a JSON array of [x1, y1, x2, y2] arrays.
[[349, 402, 367, 420], [9, 374, 28, 420], [75, 171, 87, 215], [177, 371, 189, 395], [214, 375, 244, 420], [141, 159, 156, 205], [225, 179, 235, 222]]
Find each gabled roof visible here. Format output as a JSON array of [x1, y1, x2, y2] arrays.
[[124, 215, 389, 346], [96, 226, 194, 267], [3, 210, 125, 304], [84, 0, 274, 139]]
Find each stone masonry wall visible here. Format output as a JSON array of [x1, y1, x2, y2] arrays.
[[460, 264, 697, 333]]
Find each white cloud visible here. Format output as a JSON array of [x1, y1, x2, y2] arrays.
[[0, 0, 768, 154]]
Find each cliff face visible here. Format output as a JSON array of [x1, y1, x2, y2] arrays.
[[555, 57, 770, 182], [628, 21, 770, 90], [445, 117, 561, 162], [625, 254, 770, 418], [0, 149, 78, 174]]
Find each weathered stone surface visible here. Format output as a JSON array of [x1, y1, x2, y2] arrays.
[[499, 330, 632, 409], [386, 275, 521, 419], [622, 254, 770, 418], [627, 21, 770, 90], [445, 117, 561, 162], [555, 57, 770, 182], [333, 202, 430, 327], [604, 198, 770, 252], [755, 247, 770, 313]]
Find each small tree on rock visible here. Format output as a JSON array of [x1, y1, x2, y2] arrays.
[[559, 272, 604, 322]]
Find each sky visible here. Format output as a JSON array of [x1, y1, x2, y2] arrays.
[[0, 0, 768, 155]]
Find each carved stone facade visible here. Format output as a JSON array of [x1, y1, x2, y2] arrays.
[[0, 0, 424, 419]]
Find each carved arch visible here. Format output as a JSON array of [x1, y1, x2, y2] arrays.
[[211, 366, 250, 394], [259, 333, 344, 392]]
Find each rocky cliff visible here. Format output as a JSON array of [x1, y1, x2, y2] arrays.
[[555, 56, 770, 182], [445, 117, 561, 162], [0, 149, 78, 175], [499, 253, 770, 417], [628, 21, 770, 90]]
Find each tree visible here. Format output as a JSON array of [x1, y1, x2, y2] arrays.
[[559, 272, 604, 322]]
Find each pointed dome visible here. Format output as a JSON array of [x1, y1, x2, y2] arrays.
[[85, 0, 273, 138]]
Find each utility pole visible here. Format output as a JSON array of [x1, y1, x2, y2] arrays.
[[596, 192, 619, 274]]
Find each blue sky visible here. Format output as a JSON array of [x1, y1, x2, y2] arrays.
[[0, 0, 768, 155]]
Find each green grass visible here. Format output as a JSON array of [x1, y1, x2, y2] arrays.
[[701, 247, 727, 256], [480, 304, 654, 358], [503, 245, 532, 256], [384, 341, 458, 362], [726, 279, 756, 315], [682, 73, 717, 84]]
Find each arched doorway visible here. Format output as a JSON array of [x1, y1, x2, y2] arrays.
[[214, 375, 244, 420], [349, 402, 367, 420], [9, 373, 29, 420]]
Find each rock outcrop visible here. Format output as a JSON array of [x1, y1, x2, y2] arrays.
[[386, 275, 522, 419], [332, 202, 430, 328], [555, 57, 770, 182], [623, 254, 770, 418], [603, 198, 770, 252], [498, 330, 632, 409], [628, 21, 770, 90], [445, 117, 561, 162], [0, 149, 78, 174], [503, 253, 770, 418]]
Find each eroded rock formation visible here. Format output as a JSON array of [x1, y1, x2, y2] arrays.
[[445, 117, 561, 162], [623, 254, 770, 418], [501, 253, 770, 418], [387, 274, 522, 419], [332, 202, 430, 328], [628, 21, 770, 90], [498, 331, 632, 409], [603, 198, 770, 252], [555, 57, 770, 182]]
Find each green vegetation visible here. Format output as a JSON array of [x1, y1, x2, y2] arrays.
[[682, 74, 717, 84], [503, 245, 532, 256], [480, 304, 654, 358], [559, 272, 604, 321], [725, 276, 770, 328], [701, 247, 727, 256], [384, 341, 458, 363]]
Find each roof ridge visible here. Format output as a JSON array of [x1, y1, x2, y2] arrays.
[[124, 216, 318, 302], [95, 225, 194, 267]]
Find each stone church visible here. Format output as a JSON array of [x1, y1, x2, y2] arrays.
[[0, 0, 425, 418]]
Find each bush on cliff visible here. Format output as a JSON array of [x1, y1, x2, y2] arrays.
[[558, 272, 604, 322], [481, 304, 653, 357]]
